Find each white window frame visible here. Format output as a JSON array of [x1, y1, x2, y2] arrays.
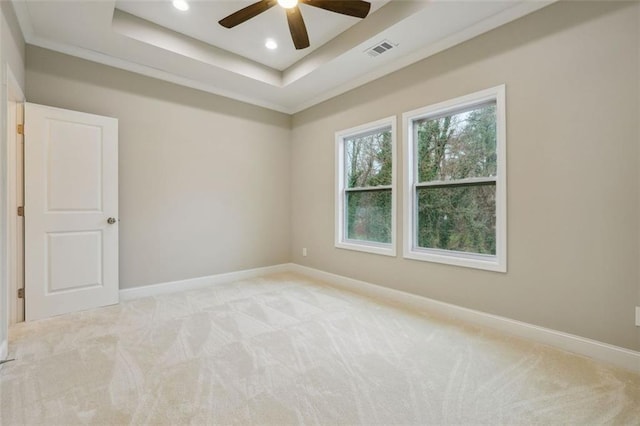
[[335, 116, 397, 257], [402, 85, 507, 272]]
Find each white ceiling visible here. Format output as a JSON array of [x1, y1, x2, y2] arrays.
[[13, 0, 553, 114], [116, 0, 391, 70]]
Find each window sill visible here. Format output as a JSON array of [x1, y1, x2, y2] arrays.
[[336, 240, 396, 257], [404, 248, 506, 273]]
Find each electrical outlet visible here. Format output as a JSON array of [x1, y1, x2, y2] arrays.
[[636, 306, 640, 327], [302, 248, 307, 257]]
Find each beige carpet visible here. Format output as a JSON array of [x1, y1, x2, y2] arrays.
[[1, 272, 639, 425]]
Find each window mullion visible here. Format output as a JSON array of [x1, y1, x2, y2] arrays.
[[416, 177, 497, 189], [345, 185, 392, 192]]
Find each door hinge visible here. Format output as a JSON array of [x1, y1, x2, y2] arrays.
[[17, 124, 23, 135], [17, 206, 24, 216], [17, 288, 24, 299]]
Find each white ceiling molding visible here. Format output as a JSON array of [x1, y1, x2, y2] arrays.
[[112, 10, 282, 87], [12, 0, 554, 114]]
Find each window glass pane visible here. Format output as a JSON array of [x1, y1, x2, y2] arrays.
[[416, 103, 496, 182], [345, 127, 392, 188], [416, 184, 496, 254], [346, 190, 392, 244]]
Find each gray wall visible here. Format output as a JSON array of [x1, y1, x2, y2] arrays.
[[26, 47, 291, 289], [1, 1, 25, 355], [290, 1, 640, 351]]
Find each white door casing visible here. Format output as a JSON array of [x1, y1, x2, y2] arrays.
[[24, 103, 118, 321], [7, 68, 25, 324]]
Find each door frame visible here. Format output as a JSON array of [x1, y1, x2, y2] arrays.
[[7, 66, 24, 324]]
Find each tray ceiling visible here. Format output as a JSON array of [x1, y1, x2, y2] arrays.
[[13, 0, 553, 113]]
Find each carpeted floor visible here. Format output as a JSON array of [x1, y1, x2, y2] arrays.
[[1, 272, 639, 425]]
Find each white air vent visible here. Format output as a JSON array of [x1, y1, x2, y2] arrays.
[[365, 39, 397, 57]]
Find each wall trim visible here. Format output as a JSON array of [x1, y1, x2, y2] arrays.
[[7, 64, 25, 325], [119, 263, 291, 301], [288, 264, 640, 373]]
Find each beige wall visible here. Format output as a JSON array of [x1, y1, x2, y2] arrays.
[[21, 1, 640, 352], [291, 1, 640, 351], [1, 1, 25, 354], [1, 1, 25, 89], [26, 47, 291, 289]]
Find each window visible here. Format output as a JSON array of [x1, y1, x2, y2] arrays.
[[336, 117, 396, 256], [403, 86, 506, 272]]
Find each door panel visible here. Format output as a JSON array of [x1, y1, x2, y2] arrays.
[[47, 231, 102, 293], [25, 103, 118, 321], [46, 120, 103, 211]]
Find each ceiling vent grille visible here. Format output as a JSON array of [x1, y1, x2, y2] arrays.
[[365, 39, 397, 57]]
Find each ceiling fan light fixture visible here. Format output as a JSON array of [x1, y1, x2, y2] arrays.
[[218, 0, 371, 50], [172, 0, 189, 11], [265, 38, 278, 50], [277, 0, 298, 9]]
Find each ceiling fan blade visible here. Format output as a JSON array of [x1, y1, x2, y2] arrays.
[[286, 6, 310, 50], [218, 0, 277, 28], [301, 0, 371, 19]]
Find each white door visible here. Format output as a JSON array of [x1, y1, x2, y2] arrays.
[[24, 103, 119, 321]]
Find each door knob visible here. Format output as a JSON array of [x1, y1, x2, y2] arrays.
[[107, 217, 117, 224]]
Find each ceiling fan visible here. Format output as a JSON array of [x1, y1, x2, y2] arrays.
[[219, 0, 372, 50]]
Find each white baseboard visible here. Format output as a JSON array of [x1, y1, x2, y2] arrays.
[[289, 264, 640, 374], [119, 263, 292, 301]]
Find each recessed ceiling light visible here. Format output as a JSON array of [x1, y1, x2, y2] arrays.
[[265, 39, 278, 50], [277, 0, 298, 9], [172, 0, 189, 11]]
